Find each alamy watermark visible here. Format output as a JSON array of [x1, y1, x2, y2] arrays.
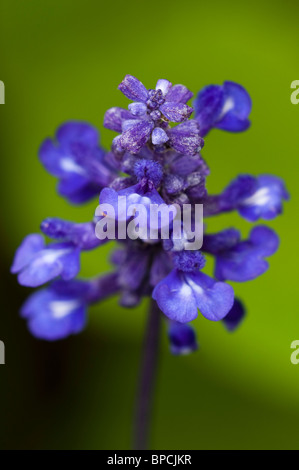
[[0, 340, 5, 365], [0, 81, 4, 104], [290, 340, 299, 364], [290, 80, 299, 105], [95, 199, 204, 250]]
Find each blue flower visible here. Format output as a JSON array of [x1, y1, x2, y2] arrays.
[[152, 251, 234, 323], [11, 75, 288, 354], [221, 174, 289, 221], [203, 226, 279, 282], [20, 280, 90, 340], [39, 121, 115, 203], [11, 234, 80, 287], [194, 81, 252, 136]]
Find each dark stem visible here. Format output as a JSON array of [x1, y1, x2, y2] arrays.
[[133, 299, 161, 450]]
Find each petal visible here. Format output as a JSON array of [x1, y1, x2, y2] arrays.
[[222, 298, 246, 331], [169, 154, 205, 177], [186, 271, 234, 321], [18, 252, 63, 287], [118, 75, 148, 102], [168, 120, 204, 156], [249, 225, 279, 257], [121, 118, 142, 132], [164, 174, 184, 195], [56, 121, 99, 149], [156, 79, 172, 96], [194, 85, 224, 136], [221, 174, 257, 211], [151, 127, 169, 145], [11, 234, 45, 274], [57, 173, 90, 197], [202, 228, 241, 255], [58, 182, 100, 204], [59, 248, 81, 280], [104, 107, 133, 132], [28, 303, 86, 340], [215, 244, 269, 282], [216, 114, 250, 132], [216, 81, 252, 132], [50, 279, 92, 299], [152, 270, 198, 323], [39, 138, 66, 177], [128, 102, 147, 116], [160, 102, 193, 122], [165, 84, 193, 104], [168, 322, 198, 355], [120, 120, 154, 153], [17, 244, 78, 287]]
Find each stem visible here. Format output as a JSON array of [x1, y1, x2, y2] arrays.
[[133, 299, 161, 450]]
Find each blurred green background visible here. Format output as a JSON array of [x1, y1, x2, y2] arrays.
[[0, 0, 298, 450]]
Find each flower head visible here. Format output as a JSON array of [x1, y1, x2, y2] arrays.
[[11, 75, 288, 353], [104, 75, 203, 155]]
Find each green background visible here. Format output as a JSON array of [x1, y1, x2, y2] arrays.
[[0, 0, 298, 450]]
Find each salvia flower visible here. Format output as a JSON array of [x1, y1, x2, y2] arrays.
[[194, 81, 252, 136], [11, 75, 289, 353]]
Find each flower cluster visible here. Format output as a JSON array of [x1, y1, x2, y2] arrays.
[[11, 75, 289, 354]]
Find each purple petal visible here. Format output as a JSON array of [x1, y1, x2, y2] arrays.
[[169, 154, 205, 177], [128, 102, 147, 116], [168, 322, 198, 355], [11, 234, 45, 274], [222, 298, 245, 331], [186, 271, 234, 321], [166, 84, 193, 104], [118, 75, 148, 102], [168, 120, 204, 156], [59, 248, 80, 280], [249, 225, 279, 257], [215, 81, 252, 132], [160, 102, 193, 122], [151, 127, 169, 145], [202, 229, 241, 255], [56, 121, 99, 149], [221, 175, 257, 211], [104, 107, 133, 132], [194, 85, 224, 136], [152, 270, 198, 323], [215, 243, 269, 282], [21, 288, 86, 341], [156, 79, 172, 96], [17, 243, 79, 287], [58, 182, 101, 204], [39, 139, 66, 177], [120, 120, 154, 153]]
